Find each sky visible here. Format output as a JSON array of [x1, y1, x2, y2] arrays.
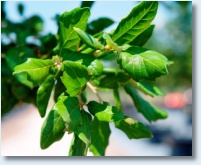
[[4, 1, 170, 35]]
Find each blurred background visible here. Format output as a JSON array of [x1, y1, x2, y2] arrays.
[[1, 1, 192, 156]]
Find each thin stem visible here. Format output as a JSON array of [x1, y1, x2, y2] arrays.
[[87, 82, 103, 103], [113, 88, 123, 113], [102, 68, 118, 75]]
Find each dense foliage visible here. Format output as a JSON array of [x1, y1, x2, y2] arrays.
[[2, 1, 171, 156]]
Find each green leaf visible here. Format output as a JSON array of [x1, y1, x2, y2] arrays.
[[74, 27, 104, 50], [6, 47, 35, 88], [63, 49, 103, 77], [53, 95, 82, 133], [61, 61, 89, 96], [103, 33, 121, 52], [68, 134, 87, 156], [75, 111, 92, 153], [87, 101, 125, 122], [57, 7, 90, 54], [88, 17, 114, 34], [130, 25, 155, 47], [115, 117, 152, 139], [124, 84, 168, 122], [113, 89, 123, 112], [37, 75, 55, 118], [130, 80, 165, 97], [54, 77, 66, 102], [112, 1, 158, 45], [80, 1, 94, 8], [118, 46, 169, 81], [90, 117, 111, 156], [40, 110, 65, 149], [98, 72, 130, 89], [13, 58, 54, 86], [80, 31, 103, 53]]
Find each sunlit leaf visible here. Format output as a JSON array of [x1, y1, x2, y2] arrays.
[[124, 84, 168, 122], [89, 117, 111, 156], [112, 1, 158, 45], [56, 7, 90, 54], [87, 101, 125, 122], [40, 110, 65, 149], [37, 75, 55, 117], [118, 46, 169, 81], [53, 95, 82, 133], [68, 134, 87, 156], [115, 117, 152, 139], [61, 61, 89, 96], [13, 58, 54, 86], [74, 27, 104, 50]]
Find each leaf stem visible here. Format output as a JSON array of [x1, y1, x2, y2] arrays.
[[87, 82, 103, 103], [102, 68, 118, 75], [113, 89, 123, 113]]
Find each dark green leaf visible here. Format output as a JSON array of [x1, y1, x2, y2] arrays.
[[37, 75, 55, 118], [99, 72, 130, 89], [54, 77, 66, 102], [130, 25, 155, 47], [6, 47, 35, 88], [88, 17, 114, 34], [75, 111, 92, 152], [130, 80, 165, 97], [18, 3, 24, 16], [61, 61, 89, 96], [113, 89, 123, 112], [13, 58, 54, 86], [80, 1, 94, 8], [57, 7, 90, 54], [118, 46, 169, 81], [68, 134, 87, 156], [53, 95, 82, 133], [90, 117, 111, 156], [112, 1, 158, 45], [87, 101, 125, 122], [115, 117, 152, 139], [74, 27, 104, 50], [40, 110, 65, 149], [63, 49, 103, 77], [124, 84, 168, 122]]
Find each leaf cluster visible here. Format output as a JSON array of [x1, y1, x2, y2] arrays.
[[12, 1, 170, 156]]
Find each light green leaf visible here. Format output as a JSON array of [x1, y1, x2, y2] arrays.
[[75, 111, 92, 151], [53, 95, 82, 133], [115, 117, 152, 139], [40, 110, 65, 149], [13, 58, 54, 86], [63, 49, 103, 77], [68, 134, 87, 156], [74, 27, 104, 50], [112, 1, 158, 45], [118, 46, 169, 81], [124, 84, 168, 122], [103, 33, 121, 52], [89, 117, 111, 156], [37, 75, 55, 118], [130, 80, 165, 97], [87, 101, 125, 122], [61, 61, 89, 96], [57, 7, 90, 54], [130, 25, 155, 47]]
